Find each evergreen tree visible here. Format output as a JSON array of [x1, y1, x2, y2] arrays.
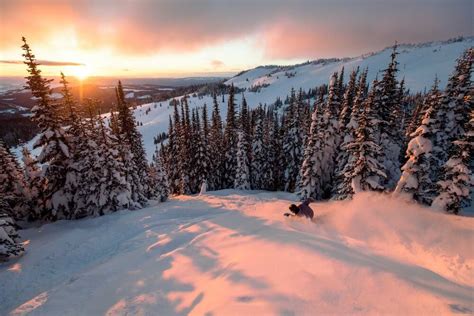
[[178, 98, 192, 194], [378, 44, 403, 188], [336, 80, 387, 198], [234, 130, 251, 190], [0, 200, 24, 261], [298, 103, 324, 200], [191, 109, 210, 192], [282, 89, 304, 192], [432, 110, 473, 214], [339, 67, 359, 130], [209, 93, 224, 190], [251, 106, 267, 189], [437, 48, 473, 163], [394, 80, 443, 205], [332, 68, 366, 199], [0, 141, 25, 219], [102, 116, 132, 213], [168, 106, 181, 194], [223, 84, 238, 188], [22, 37, 71, 219], [116, 81, 150, 204], [319, 73, 342, 197], [21, 147, 45, 220], [150, 146, 170, 202]]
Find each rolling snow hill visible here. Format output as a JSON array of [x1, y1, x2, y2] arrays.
[[14, 37, 474, 162], [1, 190, 473, 315]]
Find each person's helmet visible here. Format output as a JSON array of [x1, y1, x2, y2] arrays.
[[289, 204, 299, 214]]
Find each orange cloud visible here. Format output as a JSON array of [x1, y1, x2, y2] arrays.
[[1, 0, 472, 64]]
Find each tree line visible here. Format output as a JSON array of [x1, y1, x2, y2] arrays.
[[160, 45, 472, 214]]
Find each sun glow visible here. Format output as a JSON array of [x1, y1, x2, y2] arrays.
[[73, 65, 91, 81]]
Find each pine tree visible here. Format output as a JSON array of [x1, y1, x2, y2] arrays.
[[298, 103, 324, 200], [282, 89, 304, 192], [319, 73, 342, 197], [251, 106, 267, 189], [168, 106, 181, 194], [191, 109, 210, 192], [269, 113, 284, 191], [437, 48, 473, 163], [223, 84, 238, 188], [150, 146, 170, 202], [337, 67, 345, 101], [0, 200, 24, 262], [339, 67, 359, 131], [394, 80, 443, 205], [332, 68, 367, 199], [337, 80, 387, 198], [22, 37, 71, 219], [0, 141, 26, 219], [116, 81, 150, 204], [21, 147, 45, 220], [178, 98, 192, 194], [94, 114, 132, 214], [378, 44, 403, 188], [209, 93, 224, 190], [239, 95, 252, 172], [432, 110, 473, 214], [234, 130, 251, 190]]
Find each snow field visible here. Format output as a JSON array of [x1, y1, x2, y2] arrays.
[[1, 190, 473, 315]]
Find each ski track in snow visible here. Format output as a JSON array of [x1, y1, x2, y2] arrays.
[[1, 190, 473, 315]]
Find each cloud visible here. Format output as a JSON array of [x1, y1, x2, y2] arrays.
[[1, 0, 472, 60], [0, 60, 85, 66], [210, 59, 225, 69]]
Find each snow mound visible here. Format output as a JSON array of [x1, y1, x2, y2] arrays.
[[1, 190, 472, 315]]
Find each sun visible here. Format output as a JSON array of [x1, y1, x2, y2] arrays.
[[74, 65, 90, 81]]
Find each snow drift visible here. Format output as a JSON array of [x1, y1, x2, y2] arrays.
[[1, 190, 472, 315]]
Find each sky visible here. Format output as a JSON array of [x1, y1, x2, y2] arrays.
[[0, 0, 472, 78]]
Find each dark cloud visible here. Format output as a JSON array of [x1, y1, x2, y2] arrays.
[[0, 60, 85, 66], [2, 0, 472, 59]]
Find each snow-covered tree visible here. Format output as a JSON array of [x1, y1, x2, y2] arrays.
[[437, 48, 473, 163], [377, 44, 403, 189], [432, 111, 473, 214], [332, 68, 362, 199], [282, 89, 304, 192], [394, 80, 443, 205], [337, 80, 387, 198], [319, 73, 342, 196], [234, 130, 251, 190], [0, 141, 25, 219], [178, 98, 192, 195], [22, 37, 71, 219], [0, 200, 24, 262], [251, 107, 268, 189], [298, 103, 324, 200], [150, 146, 170, 202], [209, 93, 224, 190], [223, 84, 238, 188], [190, 109, 210, 193], [21, 147, 45, 220]]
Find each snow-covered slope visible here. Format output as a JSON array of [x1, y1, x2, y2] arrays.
[[1, 190, 473, 315], [227, 37, 474, 96]]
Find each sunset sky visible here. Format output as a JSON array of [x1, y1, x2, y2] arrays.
[[1, 0, 472, 78]]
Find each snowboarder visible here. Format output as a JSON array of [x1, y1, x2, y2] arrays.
[[284, 198, 315, 219]]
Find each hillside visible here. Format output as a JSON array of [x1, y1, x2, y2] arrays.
[[1, 190, 473, 315]]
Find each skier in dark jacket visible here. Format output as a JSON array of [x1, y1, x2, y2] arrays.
[[285, 198, 315, 219]]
